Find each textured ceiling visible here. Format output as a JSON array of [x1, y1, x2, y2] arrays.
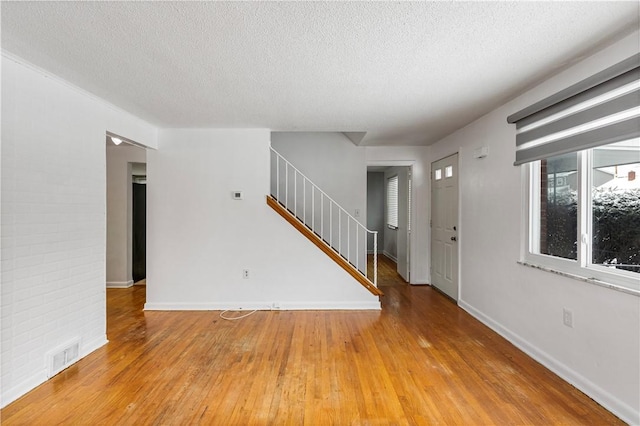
[[1, 1, 638, 146]]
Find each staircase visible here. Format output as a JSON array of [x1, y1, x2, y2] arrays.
[[268, 147, 382, 297]]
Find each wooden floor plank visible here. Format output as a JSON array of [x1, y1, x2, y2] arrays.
[[1, 256, 624, 425]]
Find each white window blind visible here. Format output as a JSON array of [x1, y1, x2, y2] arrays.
[[387, 175, 398, 229], [508, 53, 639, 165]]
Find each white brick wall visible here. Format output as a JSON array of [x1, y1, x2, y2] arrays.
[[0, 55, 157, 407]]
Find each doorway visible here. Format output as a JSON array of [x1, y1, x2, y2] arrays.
[[132, 164, 146, 283], [366, 165, 412, 283], [430, 153, 459, 300], [106, 136, 147, 288]]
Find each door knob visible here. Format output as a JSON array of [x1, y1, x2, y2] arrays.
[[451, 236, 457, 241]]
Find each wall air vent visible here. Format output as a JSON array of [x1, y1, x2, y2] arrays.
[[46, 338, 80, 378]]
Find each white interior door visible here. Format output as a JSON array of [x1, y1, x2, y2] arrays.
[[431, 154, 459, 300], [397, 167, 410, 282]]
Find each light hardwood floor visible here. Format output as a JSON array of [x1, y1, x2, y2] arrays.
[[2, 258, 622, 425], [368, 254, 406, 287]]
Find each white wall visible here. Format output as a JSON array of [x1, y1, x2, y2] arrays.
[[366, 172, 384, 252], [0, 54, 157, 407], [271, 132, 366, 221], [365, 146, 430, 284], [106, 145, 146, 287], [271, 131, 369, 272], [145, 129, 380, 310], [428, 31, 640, 424]]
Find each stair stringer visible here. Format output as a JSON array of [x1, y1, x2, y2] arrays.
[[267, 196, 383, 297]]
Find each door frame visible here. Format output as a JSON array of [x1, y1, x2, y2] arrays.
[[105, 132, 148, 291], [131, 167, 147, 283], [367, 160, 415, 283]]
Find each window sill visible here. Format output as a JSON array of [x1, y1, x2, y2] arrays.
[[517, 261, 640, 297]]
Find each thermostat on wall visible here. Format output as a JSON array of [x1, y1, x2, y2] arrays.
[[232, 191, 243, 200], [473, 146, 489, 159]]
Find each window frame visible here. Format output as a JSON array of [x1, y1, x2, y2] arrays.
[[386, 175, 399, 229], [523, 148, 640, 294]]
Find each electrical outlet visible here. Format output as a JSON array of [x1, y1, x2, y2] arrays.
[[271, 302, 281, 310], [563, 308, 573, 328], [242, 269, 250, 279], [354, 209, 361, 218]]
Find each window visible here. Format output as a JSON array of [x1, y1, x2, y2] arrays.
[[591, 143, 640, 271], [527, 140, 639, 290], [509, 53, 640, 293], [387, 175, 398, 229], [445, 165, 453, 178], [533, 152, 578, 260]]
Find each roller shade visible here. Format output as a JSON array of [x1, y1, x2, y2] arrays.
[[508, 53, 640, 165]]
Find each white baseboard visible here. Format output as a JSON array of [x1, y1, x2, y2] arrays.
[[1, 335, 108, 409], [144, 301, 381, 311], [458, 300, 638, 425], [0, 370, 47, 409], [80, 336, 108, 360], [382, 251, 397, 262], [106, 280, 133, 288]]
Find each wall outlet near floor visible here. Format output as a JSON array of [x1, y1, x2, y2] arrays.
[[242, 269, 250, 279], [563, 308, 573, 328], [271, 302, 281, 310]]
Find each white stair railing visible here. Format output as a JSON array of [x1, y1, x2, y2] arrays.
[[270, 147, 378, 287]]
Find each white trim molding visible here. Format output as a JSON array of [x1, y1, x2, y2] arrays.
[[1, 336, 107, 409], [1, 370, 47, 409], [144, 301, 381, 311], [458, 299, 638, 425], [382, 251, 398, 263], [106, 280, 134, 288]]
